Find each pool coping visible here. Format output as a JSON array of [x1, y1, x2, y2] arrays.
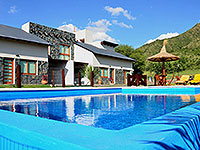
[[0, 86, 200, 149], [0, 85, 200, 91]]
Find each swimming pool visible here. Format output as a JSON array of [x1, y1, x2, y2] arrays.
[[1, 87, 200, 150], [0, 93, 199, 130]]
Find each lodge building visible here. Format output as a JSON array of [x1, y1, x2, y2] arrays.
[[0, 22, 134, 85]]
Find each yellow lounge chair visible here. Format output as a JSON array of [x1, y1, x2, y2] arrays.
[[175, 75, 190, 85], [190, 74, 200, 85]]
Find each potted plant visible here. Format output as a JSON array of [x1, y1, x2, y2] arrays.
[[41, 75, 48, 85], [98, 76, 102, 85]]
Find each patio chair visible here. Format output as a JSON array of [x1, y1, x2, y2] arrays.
[[176, 75, 181, 81], [154, 74, 162, 86], [189, 74, 200, 85], [175, 75, 190, 85], [166, 73, 174, 86]]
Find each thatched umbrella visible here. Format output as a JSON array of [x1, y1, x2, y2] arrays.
[[147, 40, 180, 86]]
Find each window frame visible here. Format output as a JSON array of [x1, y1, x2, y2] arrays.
[[124, 70, 129, 84], [59, 44, 70, 60], [20, 60, 37, 75], [100, 68, 108, 78]]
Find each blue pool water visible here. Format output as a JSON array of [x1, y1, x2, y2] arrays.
[[0, 94, 199, 130]]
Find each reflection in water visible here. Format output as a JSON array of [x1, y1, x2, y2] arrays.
[[194, 94, 200, 102], [181, 95, 191, 102], [0, 94, 199, 130]]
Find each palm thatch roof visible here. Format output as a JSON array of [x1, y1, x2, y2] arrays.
[[147, 40, 180, 62]]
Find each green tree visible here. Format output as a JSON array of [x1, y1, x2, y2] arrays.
[[115, 45, 147, 74], [115, 44, 134, 57], [130, 49, 146, 74]]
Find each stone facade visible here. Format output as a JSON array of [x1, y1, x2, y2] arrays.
[[93, 67, 126, 85], [15, 59, 48, 85], [0, 57, 3, 84], [115, 69, 125, 84], [94, 67, 101, 84], [93, 67, 109, 85], [28, 22, 75, 60]]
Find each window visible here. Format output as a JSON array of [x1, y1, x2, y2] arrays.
[[20, 60, 37, 75], [100, 68, 108, 78], [59, 45, 70, 60]]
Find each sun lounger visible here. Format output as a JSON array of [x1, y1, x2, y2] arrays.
[[189, 74, 200, 85], [175, 75, 190, 85]]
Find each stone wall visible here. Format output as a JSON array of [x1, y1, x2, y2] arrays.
[[94, 67, 100, 84], [0, 57, 3, 84], [93, 67, 126, 85], [29, 22, 75, 60], [15, 59, 48, 85], [93, 67, 110, 85], [115, 69, 125, 84]]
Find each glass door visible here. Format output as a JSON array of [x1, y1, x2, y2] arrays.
[[3, 58, 14, 84], [110, 69, 114, 83]]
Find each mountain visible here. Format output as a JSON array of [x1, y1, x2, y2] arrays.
[[136, 23, 200, 71]]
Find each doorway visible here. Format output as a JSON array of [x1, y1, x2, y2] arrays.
[[110, 69, 114, 84], [3, 58, 14, 84]]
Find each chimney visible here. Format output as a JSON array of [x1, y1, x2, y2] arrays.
[[75, 29, 93, 43], [74, 26, 76, 32]]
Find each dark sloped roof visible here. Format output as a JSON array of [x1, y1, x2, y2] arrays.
[[76, 42, 135, 61], [0, 24, 49, 45]]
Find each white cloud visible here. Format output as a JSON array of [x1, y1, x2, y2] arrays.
[[104, 6, 136, 20], [58, 19, 117, 43], [8, 5, 17, 14], [88, 19, 112, 27], [145, 32, 179, 44], [57, 23, 79, 33], [86, 19, 116, 42], [112, 20, 133, 29]]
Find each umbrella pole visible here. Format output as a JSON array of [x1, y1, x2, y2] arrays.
[[162, 61, 166, 86]]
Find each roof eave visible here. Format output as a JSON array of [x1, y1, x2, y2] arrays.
[[75, 42, 135, 61], [0, 35, 50, 46]]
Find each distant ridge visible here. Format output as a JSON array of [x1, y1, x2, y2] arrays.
[[136, 23, 200, 70]]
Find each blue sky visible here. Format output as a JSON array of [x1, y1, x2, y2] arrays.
[[0, 0, 200, 48]]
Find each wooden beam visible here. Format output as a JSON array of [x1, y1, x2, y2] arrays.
[[62, 69, 65, 87], [16, 65, 21, 88]]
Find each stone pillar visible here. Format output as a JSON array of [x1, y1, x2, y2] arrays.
[[0, 57, 3, 84]]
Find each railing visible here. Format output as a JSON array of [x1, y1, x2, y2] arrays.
[[0, 135, 43, 150], [127, 74, 147, 86]]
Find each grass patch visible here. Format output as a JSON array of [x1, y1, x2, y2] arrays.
[[0, 84, 16, 88], [0, 84, 51, 88], [0, 84, 127, 88]]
